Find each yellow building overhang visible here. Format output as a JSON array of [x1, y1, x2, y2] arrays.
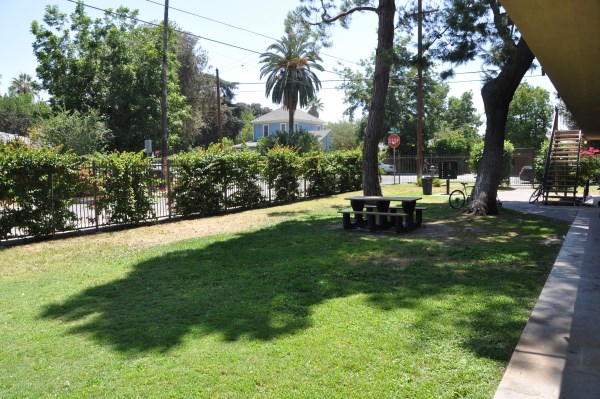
[[501, 0, 600, 139]]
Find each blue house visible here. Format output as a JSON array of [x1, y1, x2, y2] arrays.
[[252, 108, 332, 150]]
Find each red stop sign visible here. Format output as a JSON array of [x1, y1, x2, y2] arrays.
[[388, 134, 400, 148]]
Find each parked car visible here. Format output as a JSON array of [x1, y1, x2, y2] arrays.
[[379, 162, 396, 174], [519, 165, 534, 183]]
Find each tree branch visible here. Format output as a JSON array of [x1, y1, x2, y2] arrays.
[[486, 0, 513, 46], [311, 6, 378, 25]]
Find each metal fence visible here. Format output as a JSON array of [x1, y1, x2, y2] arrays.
[[382, 152, 538, 186], [2, 152, 538, 243], [0, 161, 350, 242]]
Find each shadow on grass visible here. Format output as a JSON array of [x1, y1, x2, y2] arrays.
[[40, 208, 562, 358]]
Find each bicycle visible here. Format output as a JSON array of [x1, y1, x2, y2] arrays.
[[529, 184, 544, 204], [448, 182, 503, 209]]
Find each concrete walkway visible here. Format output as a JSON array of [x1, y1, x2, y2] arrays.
[[494, 189, 600, 398]]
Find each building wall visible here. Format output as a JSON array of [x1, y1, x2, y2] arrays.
[[252, 121, 324, 141]]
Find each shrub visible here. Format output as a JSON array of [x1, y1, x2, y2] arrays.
[[262, 146, 301, 202], [85, 151, 157, 224], [469, 141, 514, 184], [328, 149, 362, 192], [0, 142, 82, 238], [579, 146, 600, 185], [302, 152, 337, 197], [30, 109, 111, 155], [171, 151, 225, 216]]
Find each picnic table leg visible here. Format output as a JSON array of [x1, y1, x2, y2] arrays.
[[342, 212, 353, 229], [351, 200, 367, 227], [367, 213, 378, 231], [394, 214, 404, 233], [415, 209, 423, 227]]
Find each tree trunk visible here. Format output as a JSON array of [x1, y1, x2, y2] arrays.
[[468, 38, 534, 215], [289, 107, 294, 133], [362, 0, 396, 196]]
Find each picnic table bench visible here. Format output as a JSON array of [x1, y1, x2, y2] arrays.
[[339, 196, 425, 232]]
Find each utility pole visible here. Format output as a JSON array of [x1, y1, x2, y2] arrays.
[[417, 0, 424, 179], [161, 0, 169, 167], [216, 68, 223, 148]]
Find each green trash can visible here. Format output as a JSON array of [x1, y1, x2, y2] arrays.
[[422, 177, 433, 195]]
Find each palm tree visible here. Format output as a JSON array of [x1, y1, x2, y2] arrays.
[[306, 97, 324, 118], [9, 73, 40, 96], [259, 34, 323, 132]]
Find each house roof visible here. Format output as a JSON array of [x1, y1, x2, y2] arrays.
[[309, 129, 331, 142], [502, 0, 600, 139], [253, 108, 326, 125]]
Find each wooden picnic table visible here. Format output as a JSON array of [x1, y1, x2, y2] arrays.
[[341, 196, 425, 232]]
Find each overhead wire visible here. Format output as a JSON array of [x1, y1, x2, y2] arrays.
[[141, 0, 364, 67]]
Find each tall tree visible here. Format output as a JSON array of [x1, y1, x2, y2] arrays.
[[505, 82, 552, 150], [259, 32, 324, 134], [9, 74, 40, 96], [290, 0, 396, 196], [306, 97, 324, 118], [31, 2, 189, 151], [0, 93, 51, 136], [328, 120, 360, 150], [443, 91, 482, 141], [423, 0, 535, 214], [338, 35, 450, 156]]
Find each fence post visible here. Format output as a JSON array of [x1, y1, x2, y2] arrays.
[[93, 161, 99, 230], [50, 169, 55, 238], [167, 159, 172, 220]]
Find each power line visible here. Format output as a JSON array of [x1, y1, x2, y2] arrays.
[[65, 0, 263, 55], [141, 0, 363, 67]]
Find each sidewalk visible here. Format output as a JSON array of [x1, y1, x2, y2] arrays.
[[494, 189, 600, 398]]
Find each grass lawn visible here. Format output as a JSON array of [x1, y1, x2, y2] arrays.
[[0, 184, 569, 398]]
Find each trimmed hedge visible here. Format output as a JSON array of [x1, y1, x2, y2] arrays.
[[0, 142, 82, 238], [1, 145, 363, 240]]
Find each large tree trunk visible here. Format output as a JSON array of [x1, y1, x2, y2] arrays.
[[362, 0, 396, 196], [468, 38, 534, 215]]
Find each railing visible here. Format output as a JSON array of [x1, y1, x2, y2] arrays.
[[0, 160, 356, 243]]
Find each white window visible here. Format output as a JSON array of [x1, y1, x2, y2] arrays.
[[263, 125, 269, 137], [316, 125, 322, 131], [294, 123, 299, 132], [280, 123, 286, 132]]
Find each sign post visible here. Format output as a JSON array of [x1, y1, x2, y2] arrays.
[[387, 129, 400, 184]]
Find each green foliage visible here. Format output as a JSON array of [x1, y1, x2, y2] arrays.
[[31, 3, 189, 151], [171, 151, 224, 216], [506, 83, 553, 150], [171, 149, 266, 216], [327, 149, 362, 192], [85, 152, 157, 224], [328, 120, 360, 150], [263, 146, 301, 202], [431, 129, 480, 156], [235, 109, 256, 144], [469, 141, 514, 184], [30, 109, 111, 155], [578, 147, 600, 185], [302, 152, 337, 197], [338, 35, 451, 155], [0, 92, 51, 136], [0, 143, 81, 238], [258, 129, 320, 155], [533, 138, 550, 183]]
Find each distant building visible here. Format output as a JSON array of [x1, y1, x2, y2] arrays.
[[252, 108, 332, 150], [0, 132, 32, 145]]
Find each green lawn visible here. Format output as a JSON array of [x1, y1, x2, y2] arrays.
[[0, 185, 569, 398]]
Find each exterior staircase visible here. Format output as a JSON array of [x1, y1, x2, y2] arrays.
[[542, 130, 582, 205]]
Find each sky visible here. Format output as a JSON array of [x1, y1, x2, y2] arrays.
[[0, 0, 557, 128]]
